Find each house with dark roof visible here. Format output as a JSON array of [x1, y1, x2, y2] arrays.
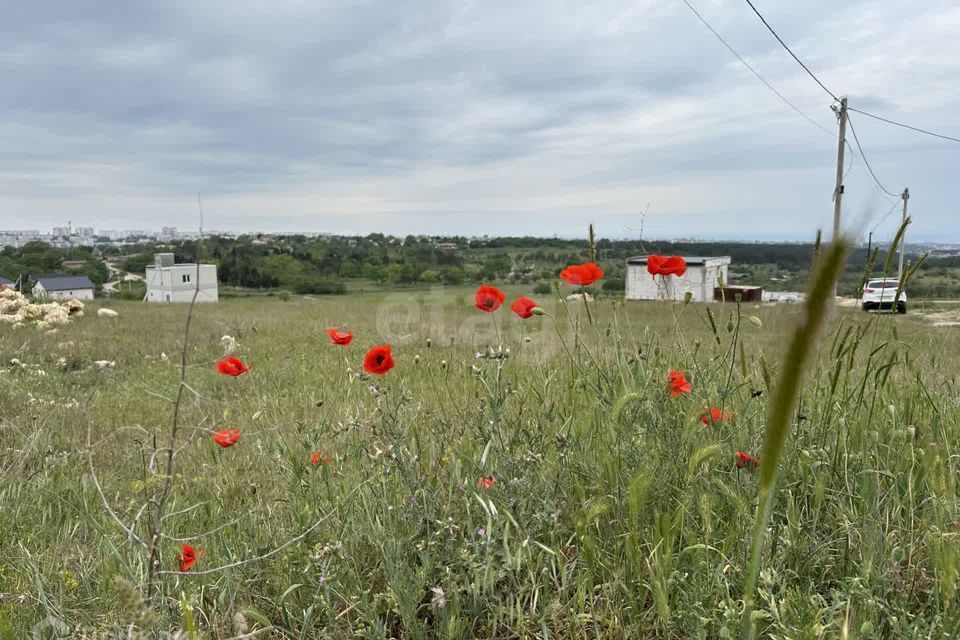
[[0, 276, 13, 288], [30, 273, 95, 300]]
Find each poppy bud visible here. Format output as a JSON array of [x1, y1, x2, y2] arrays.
[[426, 338, 432, 348], [747, 315, 763, 328], [531, 306, 545, 316], [726, 320, 735, 333], [683, 291, 693, 305], [440, 360, 448, 369], [414, 355, 421, 364], [523, 336, 532, 343]]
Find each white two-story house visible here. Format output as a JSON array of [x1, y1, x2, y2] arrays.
[[145, 253, 219, 303]]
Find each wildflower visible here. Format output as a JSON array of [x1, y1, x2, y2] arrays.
[[178, 543, 202, 572], [667, 370, 692, 396], [430, 586, 447, 609], [216, 356, 250, 377], [221, 335, 238, 354], [213, 429, 241, 448], [310, 451, 331, 465], [510, 296, 538, 319], [735, 451, 759, 469], [363, 344, 395, 375], [559, 262, 603, 286], [647, 255, 687, 277], [477, 475, 497, 489], [475, 285, 506, 312], [701, 408, 727, 425], [327, 328, 353, 346]]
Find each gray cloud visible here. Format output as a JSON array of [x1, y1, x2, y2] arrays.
[[1, 0, 958, 240]]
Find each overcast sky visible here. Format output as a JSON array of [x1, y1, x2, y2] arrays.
[[1, 0, 957, 241]]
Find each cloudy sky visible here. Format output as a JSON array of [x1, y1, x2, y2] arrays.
[[1, 0, 958, 241]]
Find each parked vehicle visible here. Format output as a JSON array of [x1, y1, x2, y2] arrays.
[[861, 279, 906, 313]]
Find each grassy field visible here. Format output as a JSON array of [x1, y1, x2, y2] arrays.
[[2, 284, 960, 638]]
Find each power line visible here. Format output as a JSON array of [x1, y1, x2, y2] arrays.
[[870, 200, 902, 234], [847, 112, 900, 198], [678, 0, 887, 200], [741, 0, 959, 146], [677, 0, 835, 138], [742, 0, 838, 102], [849, 107, 960, 144]]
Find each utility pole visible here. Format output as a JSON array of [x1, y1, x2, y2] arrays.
[[866, 231, 873, 256], [831, 96, 848, 301], [898, 187, 909, 282]]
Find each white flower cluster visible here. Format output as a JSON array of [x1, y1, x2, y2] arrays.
[[0, 287, 85, 331], [4, 358, 47, 377], [221, 334, 239, 354]]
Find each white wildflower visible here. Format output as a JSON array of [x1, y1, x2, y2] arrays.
[[97, 308, 119, 318], [221, 334, 238, 354], [430, 587, 447, 609]]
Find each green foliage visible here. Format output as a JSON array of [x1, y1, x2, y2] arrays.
[[532, 281, 552, 295]]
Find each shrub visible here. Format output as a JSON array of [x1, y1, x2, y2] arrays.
[[288, 276, 347, 295], [533, 281, 552, 295]]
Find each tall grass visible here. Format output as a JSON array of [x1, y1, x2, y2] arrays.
[[1, 280, 959, 638]]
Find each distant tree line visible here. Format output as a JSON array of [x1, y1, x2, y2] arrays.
[[0, 241, 109, 293], [6, 234, 958, 299]]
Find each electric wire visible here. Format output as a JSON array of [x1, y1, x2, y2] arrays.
[[677, 0, 835, 138], [847, 113, 900, 198], [870, 200, 901, 234], [742, 0, 838, 101], [677, 0, 887, 198], [849, 107, 960, 145]]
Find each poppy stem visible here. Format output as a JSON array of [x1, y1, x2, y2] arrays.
[[543, 310, 610, 404], [490, 310, 501, 347], [580, 285, 594, 325]]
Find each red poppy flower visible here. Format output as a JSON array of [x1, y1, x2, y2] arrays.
[[647, 255, 687, 277], [735, 451, 759, 469], [327, 328, 353, 346], [475, 285, 506, 312], [477, 475, 497, 489], [216, 356, 250, 377], [213, 429, 241, 448], [559, 262, 603, 286], [178, 543, 202, 572], [363, 344, 395, 375], [510, 296, 538, 319], [700, 408, 727, 425], [667, 370, 692, 396], [310, 451, 331, 465]]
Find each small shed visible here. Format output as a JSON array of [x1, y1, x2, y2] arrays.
[[714, 285, 763, 302], [31, 274, 95, 300], [625, 256, 731, 302], [145, 253, 218, 303]]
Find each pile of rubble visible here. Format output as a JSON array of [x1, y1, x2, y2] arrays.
[[0, 287, 85, 331]]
